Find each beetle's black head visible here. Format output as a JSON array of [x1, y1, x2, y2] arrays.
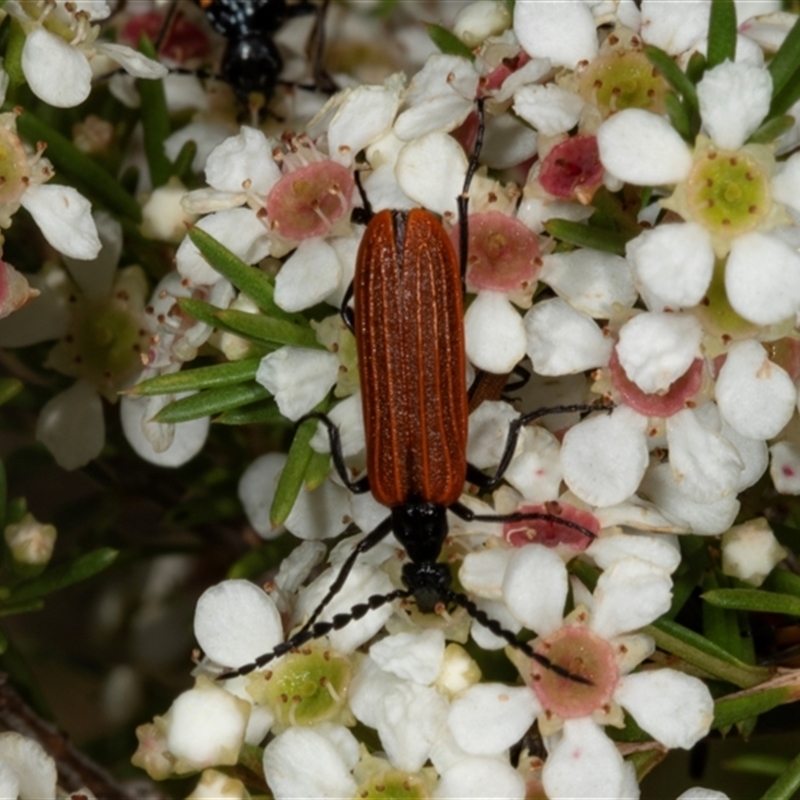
[[221, 37, 283, 103], [401, 560, 451, 614]]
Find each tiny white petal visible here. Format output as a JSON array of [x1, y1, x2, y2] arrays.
[[465, 291, 527, 373], [0, 761, 19, 800], [205, 127, 281, 195], [503, 426, 563, 502], [502, 544, 568, 636], [21, 185, 101, 260], [274, 239, 342, 312], [460, 548, 515, 599], [524, 298, 612, 376], [678, 790, 731, 800], [454, 0, 512, 47], [63, 211, 122, 300], [543, 718, 627, 800], [598, 109, 692, 185], [435, 757, 526, 800], [725, 232, 800, 325], [770, 441, 800, 494], [370, 629, 445, 685], [310, 393, 365, 459], [513, 84, 585, 136], [285, 477, 352, 542], [467, 400, 519, 470], [721, 518, 787, 586], [256, 347, 339, 421], [36, 381, 104, 470], [513, 1, 598, 68], [540, 250, 638, 318], [697, 61, 772, 150], [715, 340, 796, 440], [626, 223, 714, 310], [481, 112, 538, 170], [448, 684, 538, 756], [0, 732, 57, 800], [561, 407, 649, 507], [97, 42, 169, 79], [194, 580, 283, 667], [22, 28, 91, 107], [640, 0, 710, 54], [588, 531, 681, 574], [718, 415, 768, 491], [616, 312, 702, 394], [470, 597, 522, 650], [614, 669, 713, 748], [771, 152, 800, 215]]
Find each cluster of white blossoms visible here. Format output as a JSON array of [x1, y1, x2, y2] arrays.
[[127, 1, 800, 799]]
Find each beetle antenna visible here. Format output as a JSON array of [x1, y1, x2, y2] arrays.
[[458, 97, 485, 282]]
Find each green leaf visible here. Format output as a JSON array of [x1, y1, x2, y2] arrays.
[[714, 686, 796, 731], [685, 51, 707, 85], [726, 754, 791, 778], [0, 599, 45, 617], [0, 458, 6, 531], [707, 0, 737, 68], [135, 36, 172, 188], [664, 92, 694, 141], [13, 110, 142, 222], [270, 405, 328, 528], [177, 297, 220, 328], [702, 587, 800, 616], [173, 139, 198, 183], [748, 114, 796, 144], [214, 309, 323, 349], [227, 536, 297, 580], [131, 358, 262, 396], [187, 228, 299, 322], [768, 14, 800, 100], [8, 548, 118, 604], [760, 750, 800, 800], [0, 379, 22, 407], [544, 219, 628, 255], [305, 449, 332, 491], [644, 45, 698, 109], [216, 400, 290, 426], [702, 571, 745, 661], [770, 76, 800, 120], [153, 382, 271, 423], [4, 18, 25, 90], [763, 568, 800, 598], [426, 24, 474, 60]]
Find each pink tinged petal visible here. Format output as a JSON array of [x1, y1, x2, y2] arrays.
[[62, 211, 122, 301], [524, 298, 612, 375], [614, 668, 713, 748], [274, 238, 342, 312], [697, 61, 772, 150], [435, 757, 526, 800], [448, 684, 538, 756], [740, 11, 798, 53], [22, 28, 91, 107], [539, 136, 604, 201], [96, 42, 168, 78], [176, 209, 270, 284], [370, 629, 445, 685], [561, 406, 650, 507], [194, 580, 283, 667], [771, 152, 800, 215], [542, 718, 627, 800], [640, 0, 710, 54], [238, 453, 286, 538], [36, 381, 104, 470], [256, 347, 339, 421], [626, 222, 714, 310], [0, 732, 57, 800], [617, 312, 702, 395], [120, 394, 210, 467], [597, 109, 692, 185], [204, 127, 281, 195], [502, 544, 568, 636], [726, 233, 800, 325], [588, 532, 681, 574], [541, 250, 637, 317], [513, 1, 598, 69], [263, 726, 359, 800], [465, 291, 527, 373], [396, 132, 467, 217], [591, 557, 673, 638], [0, 260, 39, 320], [640, 461, 740, 535], [770, 441, 800, 494], [20, 185, 101, 260], [666, 408, 744, 502], [394, 55, 478, 140], [513, 84, 585, 136], [715, 340, 796, 439]]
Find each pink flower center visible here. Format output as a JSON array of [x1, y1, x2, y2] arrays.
[[530, 625, 618, 719], [504, 502, 597, 551], [539, 136, 603, 203]]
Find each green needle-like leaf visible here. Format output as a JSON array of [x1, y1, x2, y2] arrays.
[[760, 750, 800, 800], [131, 358, 262, 396], [544, 220, 628, 255], [644, 45, 699, 109], [0, 458, 6, 531], [153, 382, 271, 423], [702, 587, 800, 616], [8, 548, 118, 604], [136, 36, 172, 188], [664, 92, 694, 141], [0, 379, 22, 407], [216, 400, 289, 426], [768, 14, 800, 100], [770, 77, 800, 120], [426, 24, 474, 60], [214, 309, 323, 349], [702, 572, 745, 661], [305, 449, 332, 491], [714, 686, 798, 731], [707, 0, 737, 68], [748, 114, 796, 144]]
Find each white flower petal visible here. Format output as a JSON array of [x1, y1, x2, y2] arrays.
[[721, 518, 787, 586], [481, 112, 538, 170], [466, 400, 519, 470], [274, 238, 342, 312], [725, 232, 800, 325], [588, 531, 681, 574], [22, 28, 91, 107], [640, 0, 710, 54], [0, 761, 19, 800], [715, 340, 796, 440], [771, 152, 800, 215], [194, 580, 283, 667], [677, 790, 731, 800], [524, 298, 612, 376], [205, 127, 281, 195], [770, 440, 800, 494], [543, 718, 627, 800], [36, 381, 104, 470], [697, 61, 772, 150], [310, 393, 365, 459], [285, 476, 352, 542], [513, 84, 585, 136], [0, 266, 70, 346], [513, 1, 598, 68], [471, 596, 522, 650], [591, 557, 673, 639], [460, 548, 515, 600], [598, 109, 692, 185], [626, 222, 714, 310], [502, 544, 568, 636], [21, 185, 101, 260], [97, 41, 168, 79], [503, 426, 564, 502], [614, 669, 713, 748], [435, 757, 526, 800], [0, 733, 56, 800], [465, 291, 527, 373], [370, 629, 445, 685], [62, 211, 122, 300], [256, 347, 339, 421], [540, 250, 638, 318], [448, 684, 538, 756], [561, 407, 649, 507]]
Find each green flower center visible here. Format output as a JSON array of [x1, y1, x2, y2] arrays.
[[579, 50, 667, 116], [355, 770, 431, 799], [0, 124, 31, 207], [685, 148, 770, 238]]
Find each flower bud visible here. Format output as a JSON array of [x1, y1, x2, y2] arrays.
[[4, 513, 56, 570], [721, 518, 787, 586]]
